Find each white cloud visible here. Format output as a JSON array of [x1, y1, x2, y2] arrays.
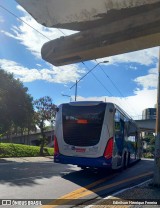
[[75, 88, 157, 119], [1, 3, 158, 114], [1, 5, 158, 67], [0, 16, 4, 23], [1, 30, 17, 39], [134, 65, 158, 89], [129, 65, 138, 70], [96, 47, 159, 66], [0, 59, 85, 84], [52, 65, 85, 83], [2, 5, 76, 59]]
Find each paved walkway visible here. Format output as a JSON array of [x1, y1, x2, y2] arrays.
[[0, 156, 53, 163], [88, 180, 160, 208]]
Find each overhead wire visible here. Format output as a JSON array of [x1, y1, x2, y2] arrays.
[[57, 28, 66, 36], [81, 61, 127, 109], [0, 5, 51, 41], [0, 4, 72, 96], [95, 59, 139, 117], [0, 5, 114, 97], [95, 59, 124, 97], [0, 4, 138, 118], [81, 61, 113, 96]]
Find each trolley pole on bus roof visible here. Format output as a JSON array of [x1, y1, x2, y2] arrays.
[[153, 46, 160, 186]]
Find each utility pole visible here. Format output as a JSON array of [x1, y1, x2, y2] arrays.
[[70, 61, 109, 101], [153, 47, 160, 186]]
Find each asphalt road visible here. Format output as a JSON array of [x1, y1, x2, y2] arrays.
[[0, 158, 154, 208]]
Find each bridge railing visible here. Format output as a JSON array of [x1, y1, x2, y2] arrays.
[[131, 115, 156, 120]]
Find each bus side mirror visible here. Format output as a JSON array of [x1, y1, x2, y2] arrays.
[[56, 107, 59, 112]]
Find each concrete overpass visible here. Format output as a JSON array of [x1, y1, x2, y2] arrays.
[[135, 119, 156, 132], [16, 0, 160, 66], [1, 130, 54, 147]]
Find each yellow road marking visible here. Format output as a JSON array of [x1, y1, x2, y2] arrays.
[[86, 171, 153, 194], [40, 173, 117, 208], [41, 171, 153, 208]]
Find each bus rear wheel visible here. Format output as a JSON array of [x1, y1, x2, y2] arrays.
[[123, 153, 127, 169], [127, 153, 130, 167], [78, 165, 87, 170], [123, 152, 130, 169]]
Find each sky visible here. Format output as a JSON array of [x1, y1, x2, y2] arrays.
[[0, 0, 159, 119]]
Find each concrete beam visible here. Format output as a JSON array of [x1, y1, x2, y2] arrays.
[[16, 0, 160, 31], [41, 3, 160, 66], [16, 0, 160, 66], [42, 33, 160, 66], [135, 119, 156, 131]]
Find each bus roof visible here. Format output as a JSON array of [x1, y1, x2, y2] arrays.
[[66, 101, 104, 106], [59, 101, 138, 129]]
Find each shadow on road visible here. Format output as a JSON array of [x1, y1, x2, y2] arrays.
[[62, 167, 114, 187], [0, 161, 78, 187], [0, 159, 154, 192], [0, 158, 16, 163], [61, 159, 154, 197]]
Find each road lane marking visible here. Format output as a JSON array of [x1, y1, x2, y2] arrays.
[[40, 171, 153, 208], [89, 171, 153, 194], [40, 173, 118, 208]]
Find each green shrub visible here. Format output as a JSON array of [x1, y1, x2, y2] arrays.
[[143, 152, 154, 158], [0, 143, 54, 158]]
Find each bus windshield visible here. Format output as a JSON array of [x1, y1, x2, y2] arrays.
[[62, 103, 106, 146]]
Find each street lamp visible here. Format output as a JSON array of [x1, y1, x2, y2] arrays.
[[70, 61, 109, 101], [61, 93, 72, 102]]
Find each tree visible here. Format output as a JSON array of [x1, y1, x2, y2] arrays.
[[143, 134, 155, 145], [34, 96, 56, 155], [0, 69, 34, 137], [142, 134, 156, 158]]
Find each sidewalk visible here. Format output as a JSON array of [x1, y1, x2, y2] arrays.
[[88, 180, 160, 208], [0, 156, 53, 163]]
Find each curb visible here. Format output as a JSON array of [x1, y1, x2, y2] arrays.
[[84, 179, 152, 208], [0, 156, 53, 164]]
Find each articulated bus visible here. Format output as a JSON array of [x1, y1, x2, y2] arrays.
[[54, 101, 141, 170]]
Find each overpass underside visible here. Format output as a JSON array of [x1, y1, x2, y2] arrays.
[[17, 0, 160, 66], [135, 119, 156, 132]]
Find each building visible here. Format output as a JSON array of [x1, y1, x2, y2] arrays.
[[142, 108, 156, 120]]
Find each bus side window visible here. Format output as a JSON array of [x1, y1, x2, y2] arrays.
[[114, 111, 124, 136], [115, 111, 121, 133], [114, 111, 124, 155]]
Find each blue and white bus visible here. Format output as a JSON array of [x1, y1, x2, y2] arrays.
[[54, 101, 141, 170]]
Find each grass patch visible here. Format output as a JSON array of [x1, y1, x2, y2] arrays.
[[0, 143, 54, 158]]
